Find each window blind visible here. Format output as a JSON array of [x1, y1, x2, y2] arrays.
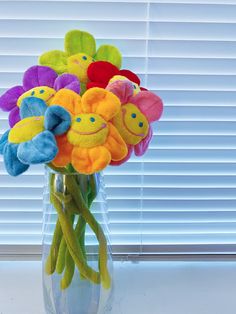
[[0, 0, 236, 259]]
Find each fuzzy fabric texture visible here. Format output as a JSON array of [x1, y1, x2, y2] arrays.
[[17, 131, 58, 165], [20, 97, 48, 119], [50, 88, 128, 174], [8, 116, 45, 144], [39, 30, 122, 85], [65, 30, 96, 57], [0, 65, 80, 127], [0, 97, 71, 176], [44, 105, 71, 136], [106, 80, 163, 164], [3, 143, 30, 176], [39, 50, 68, 74], [87, 61, 145, 91], [0, 130, 10, 154]]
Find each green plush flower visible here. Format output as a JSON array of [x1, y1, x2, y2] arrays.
[[39, 30, 122, 90]]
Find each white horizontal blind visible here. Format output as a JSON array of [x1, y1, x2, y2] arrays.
[[0, 0, 236, 259]]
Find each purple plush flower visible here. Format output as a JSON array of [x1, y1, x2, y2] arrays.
[[0, 65, 80, 127]]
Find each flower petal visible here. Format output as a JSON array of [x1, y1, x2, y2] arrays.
[[23, 65, 58, 90], [65, 30, 96, 57], [0, 86, 25, 112], [106, 80, 134, 105], [53, 73, 80, 94], [44, 105, 71, 135], [81, 88, 120, 121], [39, 50, 68, 74], [17, 131, 58, 164], [129, 91, 163, 123], [140, 87, 147, 91], [119, 69, 140, 85], [9, 107, 20, 128], [20, 97, 47, 119], [50, 89, 82, 115], [52, 134, 73, 167], [110, 144, 133, 166], [103, 123, 128, 161], [9, 117, 45, 144], [71, 146, 111, 174], [134, 126, 153, 156], [87, 61, 119, 85], [0, 130, 10, 154], [95, 45, 122, 69], [4, 143, 29, 176], [87, 82, 106, 90]]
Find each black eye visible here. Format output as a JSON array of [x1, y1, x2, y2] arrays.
[[76, 117, 81, 122], [139, 122, 143, 127], [133, 85, 136, 89], [31, 91, 35, 96], [90, 117, 95, 122], [40, 90, 45, 94], [82, 55, 87, 60], [131, 113, 136, 118]]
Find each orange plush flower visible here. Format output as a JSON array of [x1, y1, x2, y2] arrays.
[[50, 88, 128, 174]]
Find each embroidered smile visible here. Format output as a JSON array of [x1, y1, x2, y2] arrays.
[[45, 94, 55, 102], [122, 108, 144, 137], [71, 123, 107, 135]]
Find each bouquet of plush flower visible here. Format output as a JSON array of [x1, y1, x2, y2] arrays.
[[0, 30, 163, 291]]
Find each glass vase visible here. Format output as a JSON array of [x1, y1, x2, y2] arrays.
[[42, 166, 113, 314]]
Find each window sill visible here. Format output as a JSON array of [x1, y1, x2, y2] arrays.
[[0, 261, 236, 314]]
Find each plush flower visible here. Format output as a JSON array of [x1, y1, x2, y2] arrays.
[[0, 65, 80, 127], [39, 30, 122, 90], [0, 97, 71, 176], [106, 80, 163, 165], [87, 61, 147, 93], [50, 88, 128, 174]]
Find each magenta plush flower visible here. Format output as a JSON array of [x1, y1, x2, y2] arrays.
[[106, 80, 163, 165], [0, 65, 80, 127]]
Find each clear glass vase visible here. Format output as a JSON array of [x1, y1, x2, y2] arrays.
[[42, 166, 113, 314]]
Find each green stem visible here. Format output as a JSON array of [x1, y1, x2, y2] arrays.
[[50, 175, 101, 285], [46, 163, 70, 175], [60, 247, 75, 290], [45, 172, 63, 275], [45, 219, 63, 275], [74, 174, 98, 279], [56, 237, 67, 274], [65, 175, 111, 289], [56, 214, 75, 274], [74, 215, 87, 280], [45, 166, 110, 289], [76, 216, 87, 259]]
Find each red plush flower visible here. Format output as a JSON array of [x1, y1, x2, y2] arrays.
[[86, 61, 147, 91]]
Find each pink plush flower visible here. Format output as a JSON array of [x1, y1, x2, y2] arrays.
[[106, 80, 163, 165], [0, 65, 80, 127]]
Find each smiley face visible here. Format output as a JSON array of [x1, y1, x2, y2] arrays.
[[67, 53, 94, 84], [9, 116, 44, 144], [17, 86, 56, 107], [112, 103, 149, 145], [67, 113, 108, 148]]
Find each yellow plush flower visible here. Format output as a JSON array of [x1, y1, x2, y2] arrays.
[[50, 88, 128, 174]]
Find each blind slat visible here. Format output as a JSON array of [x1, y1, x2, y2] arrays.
[[0, 0, 235, 257]]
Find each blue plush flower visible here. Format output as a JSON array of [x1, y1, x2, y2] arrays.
[[0, 97, 71, 176]]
